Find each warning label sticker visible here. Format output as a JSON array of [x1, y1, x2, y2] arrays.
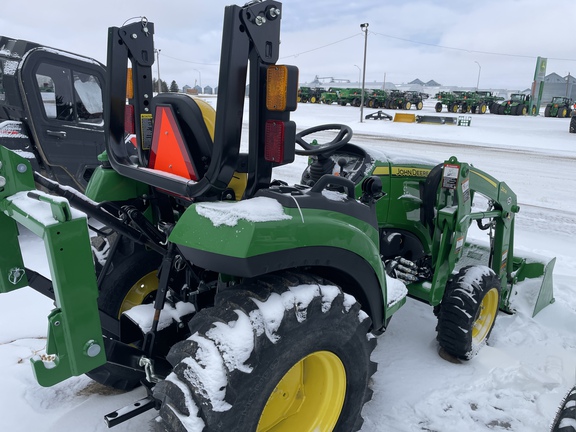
[[442, 164, 459, 189], [462, 178, 470, 202], [141, 114, 153, 150]]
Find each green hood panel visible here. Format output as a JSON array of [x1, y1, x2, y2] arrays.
[[170, 197, 379, 258]]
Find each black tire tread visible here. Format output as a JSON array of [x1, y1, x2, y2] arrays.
[[552, 387, 576, 432], [154, 271, 376, 432], [436, 265, 501, 360]]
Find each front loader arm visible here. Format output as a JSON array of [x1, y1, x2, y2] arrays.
[[0, 147, 106, 386]]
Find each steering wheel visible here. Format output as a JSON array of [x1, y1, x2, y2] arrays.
[[295, 124, 353, 156]]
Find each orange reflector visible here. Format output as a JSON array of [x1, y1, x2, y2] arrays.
[[148, 105, 198, 180], [126, 68, 134, 99], [264, 120, 285, 163], [266, 65, 288, 111]]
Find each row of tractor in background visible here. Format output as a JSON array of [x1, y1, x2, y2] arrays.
[[299, 86, 575, 119], [436, 91, 574, 117], [297, 86, 429, 110]]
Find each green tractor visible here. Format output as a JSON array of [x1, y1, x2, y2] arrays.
[[320, 87, 339, 104], [0, 1, 555, 430], [298, 86, 324, 104], [387, 90, 410, 109], [337, 88, 366, 107], [365, 89, 389, 108], [475, 91, 505, 113], [404, 90, 424, 110], [495, 93, 533, 115], [434, 90, 467, 113], [545, 96, 573, 118]]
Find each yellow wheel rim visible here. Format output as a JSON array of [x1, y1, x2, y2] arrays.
[[472, 287, 499, 345], [118, 271, 158, 318], [257, 351, 346, 432]]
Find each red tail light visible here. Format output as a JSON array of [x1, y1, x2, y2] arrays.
[[264, 120, 285, 163], [125, 104, 135, 135]]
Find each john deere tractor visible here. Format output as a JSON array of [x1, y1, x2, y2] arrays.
[[495, 93, 534, 115], [545, 96, 573, 118], [0, 1, 554, 430]]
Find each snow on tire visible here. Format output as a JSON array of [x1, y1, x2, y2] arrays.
[[436, 265, 501, 360], [153, 272, 377, 432]]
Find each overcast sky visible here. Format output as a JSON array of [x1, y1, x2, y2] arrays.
[[2, 0, 576, 91]]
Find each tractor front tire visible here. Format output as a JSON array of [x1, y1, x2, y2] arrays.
[[435, 102, 442, 112], [436, 265, 501, 360], [154, 272, 376, 432]]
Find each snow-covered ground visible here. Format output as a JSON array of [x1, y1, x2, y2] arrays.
[[1, 100, 575, 431]]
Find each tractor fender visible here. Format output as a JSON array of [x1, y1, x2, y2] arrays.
[[168, 194, 393, 332]]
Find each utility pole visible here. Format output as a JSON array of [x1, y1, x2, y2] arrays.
[[155, 49, 161, 93], [474, 61, 481, 91], [193, 68, 202, 89], [360, 23, 369, 123]]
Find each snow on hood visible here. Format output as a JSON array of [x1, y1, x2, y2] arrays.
[[195, 196, 292, 227]]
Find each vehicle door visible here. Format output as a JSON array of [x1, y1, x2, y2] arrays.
[[20, 49, 106, 190]]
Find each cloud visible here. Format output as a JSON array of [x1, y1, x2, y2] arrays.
[[2, 0, 575, 90]]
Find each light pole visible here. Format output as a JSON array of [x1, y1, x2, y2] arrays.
[[354, 64, 361, 85], [360, 23, 369, 122], [155, 49, 161, 93], [193, 68, 202, 90], [474, 61, 481, 91]]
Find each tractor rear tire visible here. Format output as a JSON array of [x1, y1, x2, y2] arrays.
[[558, 107, 567, 118], [478, 103, 487, 114], [451, 104, 459, 113], [570, 116, 576, 133], [436, 265, 501, 360], [545, 106, 552, 117], [154, 272, 376, 432], [551, 386, 576, 432], [86, 246, 162, 390], [435, 102, 442, 112]]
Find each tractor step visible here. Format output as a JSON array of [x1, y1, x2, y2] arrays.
[[104, 396, 157, 428]]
